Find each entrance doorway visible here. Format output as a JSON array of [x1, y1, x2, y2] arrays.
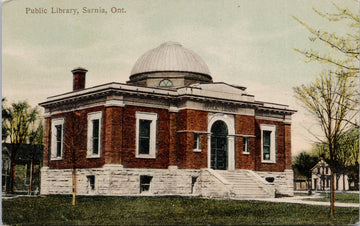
[[210, 120, 228, 170]]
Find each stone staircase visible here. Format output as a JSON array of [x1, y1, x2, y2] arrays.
[[214, 170, 275, 199]]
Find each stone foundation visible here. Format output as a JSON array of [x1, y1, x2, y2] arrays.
[[255, 169, 294, 196], [41, 166, 293, 198]]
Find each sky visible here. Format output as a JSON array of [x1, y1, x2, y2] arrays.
[[2, 0, 357, 156]]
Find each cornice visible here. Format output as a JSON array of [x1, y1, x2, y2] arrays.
[[39, 83, 296, 116]]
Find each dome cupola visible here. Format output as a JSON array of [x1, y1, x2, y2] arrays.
[[128, 42, 213, 88]]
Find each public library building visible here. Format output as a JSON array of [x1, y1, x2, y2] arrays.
[[40, 42, 295, 198]]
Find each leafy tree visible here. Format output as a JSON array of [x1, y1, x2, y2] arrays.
[[3, 101, 40, 193], [294, 70, 358, 215], [28, 120, 44, 194], [294, 1, 359, 216], [293, 1, 359, 77], [292, 152, 318, 189], [311, 128, 358, 190], [335, 128, 359, 190], [2, 98, 10, 141]]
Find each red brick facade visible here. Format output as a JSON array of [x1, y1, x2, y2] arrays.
[[254, 119, 290, 172], [176, 109, 208, 169], [45, 106, 106, 169], [45, 105, 291, 172], [235, 115, 256, 170]]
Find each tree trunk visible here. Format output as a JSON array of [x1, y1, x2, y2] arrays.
[[11, 160, 16, 194], [330, 170, 335, 217], [72, 167, 77, 206], [29, 158, 34, 195]]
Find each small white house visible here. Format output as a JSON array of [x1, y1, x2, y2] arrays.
[[311, 160, 350, 191]]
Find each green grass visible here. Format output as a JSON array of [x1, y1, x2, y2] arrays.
[[309, 192, 359, 203], [2, 196, 359, 225]]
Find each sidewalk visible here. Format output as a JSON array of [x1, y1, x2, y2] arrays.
[[252, 193, 359, 208]]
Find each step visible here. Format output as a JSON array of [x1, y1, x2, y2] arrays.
[[211, 170, 274, 199]]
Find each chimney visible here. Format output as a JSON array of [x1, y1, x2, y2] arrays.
[[71, 67, 88, 91]]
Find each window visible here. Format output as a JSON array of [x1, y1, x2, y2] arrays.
[[191, 176, 198, 194], [140, 175, 152, 193], [136, 112, 158, 158], [51, 118, 64, 160], [159, 79, 173, 87], [243, 137, 249, 154], [139, 120, 151, 154], [263, 131, 271, 160], [87, 175, 95, 190], [193, 133, 201, 151], [87, 112, 102, 157], [261, 124, 276, 163]]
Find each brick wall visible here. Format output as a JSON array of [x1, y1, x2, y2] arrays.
[[284, 124, 292, 169], [120, 105, 170, 168], [103, 107, 123, 164], [176, 109, 208, 169], [46, 106, 106, 169], [44, 104, 291, 172], [235, 115, 256, 170], [43, 118, 51, 167], [254, 119, 290, 172]]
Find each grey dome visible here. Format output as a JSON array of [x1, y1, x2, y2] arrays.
[[130, 42, 211, 77]]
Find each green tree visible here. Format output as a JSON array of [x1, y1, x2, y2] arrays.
[[2, 98, 10, 141], [293, 1, 359, 77], [294, 1, 359, 216], [28, 120, 44, 194], [311, 128, 359, 190], [294, 70, 358, 216], [3, 101, 40, 193], [336, 128, 359, 190], [292, 152, 318, 189]]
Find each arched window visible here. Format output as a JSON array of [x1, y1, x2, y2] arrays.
[[159, 79, 173, 87]]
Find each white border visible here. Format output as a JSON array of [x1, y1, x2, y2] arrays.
[[261, 124, 277, 163], [51, 118, 65, 160], [87, 111, 103, 158], [136, 112, 158, 159], [207, 113, 235, 170]]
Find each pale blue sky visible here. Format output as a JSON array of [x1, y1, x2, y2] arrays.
[[2, 0, 356, 155]]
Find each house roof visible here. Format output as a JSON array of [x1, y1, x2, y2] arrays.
[[311, 159, 329, 171]]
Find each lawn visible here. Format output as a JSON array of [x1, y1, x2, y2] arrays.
[[2, 196, 359, 225], [309, 192, 359, 203]]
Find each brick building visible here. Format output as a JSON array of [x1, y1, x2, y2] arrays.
[[40, 42, 295, 198]]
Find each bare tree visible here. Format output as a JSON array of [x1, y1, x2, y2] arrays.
[[61, 104, 85, 206]]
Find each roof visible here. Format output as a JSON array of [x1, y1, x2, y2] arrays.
[[130, 41, 211, 77], [311, 160, 328, 171]]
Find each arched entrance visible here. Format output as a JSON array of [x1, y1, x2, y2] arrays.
[[210, 120, 228, 170]]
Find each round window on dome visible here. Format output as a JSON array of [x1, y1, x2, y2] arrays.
[[159, 79, 173, 87]]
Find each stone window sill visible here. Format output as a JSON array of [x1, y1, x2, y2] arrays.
[[261, 160, 276, 164], [50, 157, 63, 161], [87, 155, 101, 159], [136, 154, 156, 159]]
